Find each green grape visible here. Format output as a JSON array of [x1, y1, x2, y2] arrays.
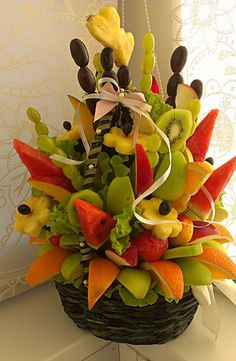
[[147, 133, 161, 152], [71, 176, 84, 191], [93, 52, 103, 72], [141, 53, 155, 74], [63, 165, 83, 190], [51, 147, 67, 167], [62, 164, 78, 180], [37, 135, 56, 153], [140, 74, 152, 91], [27, 107, 41, 123], [142, 32, 155, 53], [35, 122, 49, 136]]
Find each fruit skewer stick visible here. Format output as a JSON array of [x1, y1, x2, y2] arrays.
[[79, 114, 113, 278]]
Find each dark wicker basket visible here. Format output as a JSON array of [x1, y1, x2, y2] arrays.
[[55, 282, 198, 345]]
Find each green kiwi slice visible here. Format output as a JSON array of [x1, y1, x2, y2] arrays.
[[156, 109, 193, 153]]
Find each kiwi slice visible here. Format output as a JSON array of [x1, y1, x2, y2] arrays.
[[67, 189, 104, 226], [156, 109, 193, 153]]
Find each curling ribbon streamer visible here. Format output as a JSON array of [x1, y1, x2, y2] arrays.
[[192, 280, 236, 338]]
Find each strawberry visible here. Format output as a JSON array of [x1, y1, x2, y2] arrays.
[[132, 231, 168, 262]]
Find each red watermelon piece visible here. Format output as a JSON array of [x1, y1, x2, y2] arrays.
[[188, 156, 236, 218], [151, 76, 159, 94], [186, 109, 219, 161], [13, 139, 64, 177], [28, 175, 75, 192], [135, 144, 153, 194], [74, 199, 116, 249]]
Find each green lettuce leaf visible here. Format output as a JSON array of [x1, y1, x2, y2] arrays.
[[144, 91, 172, 122], [118, 287, 158, 307], [57, 139, 80, 160], [47, 202, 79, 235], [110, 155, 130, 177], [110, 207, 133, 255]]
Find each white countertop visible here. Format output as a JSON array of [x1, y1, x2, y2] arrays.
[[0, 283, 110, 361], [0, 284, 235, 361], [130, 290, 236, 361]]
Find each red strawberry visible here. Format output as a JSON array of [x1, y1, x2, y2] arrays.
[[132, 231, 168, 262]]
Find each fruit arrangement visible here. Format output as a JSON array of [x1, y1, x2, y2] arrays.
[[13, 6, 236, 324]]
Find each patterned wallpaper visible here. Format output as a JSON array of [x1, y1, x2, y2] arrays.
[[172, 0, 236, 258], [0, 0, 117, 301]]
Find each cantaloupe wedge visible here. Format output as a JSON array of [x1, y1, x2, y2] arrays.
[[26, 247, 72, 286], [29, 236, 49, 245], [192, 246, 236, 280], [88, 258, 120, 310], [28, 178, 71, 202], [141, 260, 184, 299], [57, 96, 95, 145], [172, 161, 213, 212]]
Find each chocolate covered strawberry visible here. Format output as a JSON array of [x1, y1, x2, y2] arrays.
[[132, 231, 168, 262]]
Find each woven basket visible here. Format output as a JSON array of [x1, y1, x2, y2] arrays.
[[55, 282, 198, 345]]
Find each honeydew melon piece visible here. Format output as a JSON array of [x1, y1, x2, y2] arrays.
[[153, 151, 187, 201], [162, 243, 203, 259], [107, 176, 134, 215], [117, 268, 151, 299], [174, 258, 212, 285]]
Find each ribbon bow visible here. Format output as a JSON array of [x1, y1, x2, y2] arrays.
[[83, 77, 152, 122]]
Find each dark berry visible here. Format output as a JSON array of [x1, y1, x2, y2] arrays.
[[100, 47, 114, 71], [191, 79, 203, 99], [165, 96, 176, 108], [205, 157, 214, 165], [122, 122, 133, 136], [159, 201, 172, 215], [63, 121, 72, 131], [17, 204, 31, 215], [70, 38, 89, 67]]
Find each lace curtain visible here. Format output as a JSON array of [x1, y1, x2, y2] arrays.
[[172, 0, 236, 258]]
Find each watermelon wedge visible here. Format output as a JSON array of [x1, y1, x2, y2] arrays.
[[75, 199, 116, 249], [151, 76, 159, 94], [188, 156, 236, 218], [13, 139, 64, 177], [186, 109, 219, 161], [135, 144, 153, 194]]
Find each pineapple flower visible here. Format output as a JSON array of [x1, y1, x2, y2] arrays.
[[14, 196, 52, 237], [139, 197, 182, 239]]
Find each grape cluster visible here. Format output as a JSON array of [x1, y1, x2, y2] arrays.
[[166, 47, 203, 106], [70, 39, 96, 94], [140, 32, 155, 92], [166, 46, 187, 108], [111, 104, 133, 136], [27, 107, 49, 136]]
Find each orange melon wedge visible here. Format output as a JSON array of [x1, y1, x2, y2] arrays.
[[88, 258, 120, 310], [28, 178, 71, 202], [213, 223, 233, 243], [29, 236, 49, 245], [141, 260, 184, 300], [27, 247, 72, 286], [67, 95, 95, 145], [192, 246, 236, 280], [172, 161, 213, 212]]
